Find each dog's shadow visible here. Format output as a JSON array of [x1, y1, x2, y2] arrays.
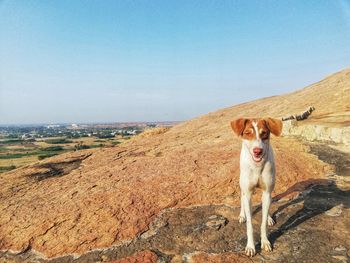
[[253, 179, 350, 248]]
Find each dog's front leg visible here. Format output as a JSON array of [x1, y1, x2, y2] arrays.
[[261, 191, 272, 252], [242, 190, 255, 256]]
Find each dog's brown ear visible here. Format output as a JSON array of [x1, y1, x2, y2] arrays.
[[230, 118, 247, 136], [265, 118, 283, 136]]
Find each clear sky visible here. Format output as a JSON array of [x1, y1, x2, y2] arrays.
[[1, 0, 349, 124]]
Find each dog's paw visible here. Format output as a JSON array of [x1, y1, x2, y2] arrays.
[[261, 239, 272, 252], [245, 245, 256, 257], [238, 215, 246, 224], [267, 215, 275, 226]]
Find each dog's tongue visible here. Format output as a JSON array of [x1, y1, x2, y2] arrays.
[[254, 153, 261, 158], [253, 153, 263, 162]]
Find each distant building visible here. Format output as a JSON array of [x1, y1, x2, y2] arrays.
[[21, 133, 37, 140], [126, 130, 137, 135], [47, 124, 60, 128]]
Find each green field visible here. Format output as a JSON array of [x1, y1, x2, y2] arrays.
[[0, 136, 125, 173]]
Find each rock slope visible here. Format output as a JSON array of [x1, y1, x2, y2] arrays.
[[0, 68, 349, 262]]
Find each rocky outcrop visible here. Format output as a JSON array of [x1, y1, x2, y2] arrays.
[[1, 172, 349, 262], [282, 120, 350, 146], [0, 68, 349, 262]]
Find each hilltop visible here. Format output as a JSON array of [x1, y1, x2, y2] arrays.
[[0, 68, 349, 262]]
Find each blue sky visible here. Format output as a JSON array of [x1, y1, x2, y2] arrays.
[[1, 0, 349, 124]]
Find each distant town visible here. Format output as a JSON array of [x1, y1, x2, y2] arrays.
[[0, 121, 179, 173]]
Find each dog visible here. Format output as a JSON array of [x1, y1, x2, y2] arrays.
[[230, 117, 283, 257]]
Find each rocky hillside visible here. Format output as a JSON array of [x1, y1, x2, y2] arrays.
[[0, 68, 349, 262]]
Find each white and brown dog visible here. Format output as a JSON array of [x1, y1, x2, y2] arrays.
[[231, 118, 283, 257]]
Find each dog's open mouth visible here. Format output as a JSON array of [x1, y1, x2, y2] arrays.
[[252, 152, 263, 162]]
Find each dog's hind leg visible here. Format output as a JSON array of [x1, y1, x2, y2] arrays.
[[267, 214, 275, 226], [238, 192, 246, 223]]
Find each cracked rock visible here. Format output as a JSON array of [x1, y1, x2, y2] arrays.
[[205, 215, 228, 230]]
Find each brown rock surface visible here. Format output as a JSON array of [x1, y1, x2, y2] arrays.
[[0, 68, 349, 261], [188, 252, 253, 263], [106, 250, 158, 263]]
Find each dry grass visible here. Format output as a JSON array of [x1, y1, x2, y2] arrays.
[[136, 127, 170, 139]]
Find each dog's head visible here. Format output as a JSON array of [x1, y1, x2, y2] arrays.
[[230, 118, 283, 163]]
